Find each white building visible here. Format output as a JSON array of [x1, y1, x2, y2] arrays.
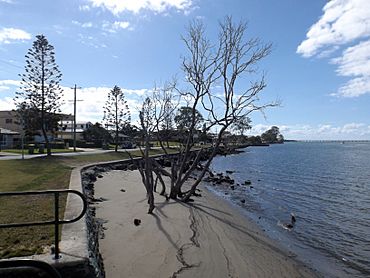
[[57, 121, 93, 141]]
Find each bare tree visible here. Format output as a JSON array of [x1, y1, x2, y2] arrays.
[[137, 16, 278, 206], [168, 17, 277, 201], [102, 85, 131, 152], [14, 35, 63, 156], [132, 84, 178, 213]]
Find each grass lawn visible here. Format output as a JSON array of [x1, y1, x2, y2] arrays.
[[0, 157, 72, 258], [1, 148, 77, 155]]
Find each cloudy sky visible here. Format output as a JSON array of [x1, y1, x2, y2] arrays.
[[1, 0, 370, 140]]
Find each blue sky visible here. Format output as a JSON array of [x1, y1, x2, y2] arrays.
[[1, 0, 370, 140]]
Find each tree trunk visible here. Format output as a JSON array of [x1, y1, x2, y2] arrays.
[[169, 187, 178, 199], [115, 95, 118, 152], [40, 49, 51, 156], [147, 190, 155, 214]]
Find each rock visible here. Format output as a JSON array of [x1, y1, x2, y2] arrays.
[[244, 180, 252, 185], [240, 199, 246, 203], [250, 186, 254, 189], [97, 174, 103, 178], [291, 213, 296, 223], [224, 192, 229, 195], [114, 164, 127, 170], [230, 185, 235, 190], [120, 189, 126, 192], [134, 219, 141, 226], [226, 170, 234, 174], [284, 223, 294, 229], [92, 197, 108, 203]]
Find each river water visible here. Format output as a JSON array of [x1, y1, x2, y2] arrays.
[[209, 142, 370, 278]]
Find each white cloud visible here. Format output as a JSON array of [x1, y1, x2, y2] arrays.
[[0, 0, 15, 4], [72, 20, 93, 28], [102, 20, 131, 33], [333, 76, 370, 97], [79, 5, 91, 11], [86, 0, 193, 15], [297, 0, 370, 97], [112, 21, 130, 30], [0, 27, 31, 44], [0, 79, 21, 87], [297, 0, 370, 57], [332, 40, 370, 77], [60, 86, 147, 122], [0, 96, 15, 110]]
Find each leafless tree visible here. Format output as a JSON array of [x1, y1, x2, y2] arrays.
[[137, 16, 278, 207], [131, 84, 178, 213], [174, 17, 277, 201]]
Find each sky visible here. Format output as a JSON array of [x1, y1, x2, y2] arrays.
[[1, 0, 370, 140]]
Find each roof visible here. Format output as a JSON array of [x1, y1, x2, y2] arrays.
[[0, 128, 19, 135], [58, 121, 93, 125]]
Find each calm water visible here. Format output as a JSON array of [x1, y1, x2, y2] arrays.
[[209, 142, 370, 278]]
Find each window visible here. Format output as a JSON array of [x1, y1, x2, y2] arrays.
[[5, 119, 12, 124]]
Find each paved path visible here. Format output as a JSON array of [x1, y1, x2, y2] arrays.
[[0, 147, 145, 160]]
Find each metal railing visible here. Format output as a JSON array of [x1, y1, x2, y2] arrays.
[[0, 189, 87, 260], [0, 259, 62, 278]]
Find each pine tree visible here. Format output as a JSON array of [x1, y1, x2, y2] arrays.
[[102, 85, 131, 152], [14, 34, 63, 156]]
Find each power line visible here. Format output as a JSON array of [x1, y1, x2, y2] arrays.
[[0, 59, 23, 69]]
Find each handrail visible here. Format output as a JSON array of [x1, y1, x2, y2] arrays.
[[0, 189, 87, 260], [0, 259, 62, 278]]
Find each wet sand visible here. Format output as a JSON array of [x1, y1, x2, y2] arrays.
[[94, 170, 315, 278]]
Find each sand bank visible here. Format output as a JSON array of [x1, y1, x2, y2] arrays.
[[94, 170, 315, 278]]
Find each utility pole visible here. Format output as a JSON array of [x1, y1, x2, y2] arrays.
[[70, 84, 82, 152]]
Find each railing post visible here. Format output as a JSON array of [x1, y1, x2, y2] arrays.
[[54, 192, 60, 260], [0, 189, 87, 260]]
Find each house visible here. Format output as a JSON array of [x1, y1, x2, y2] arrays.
[[0, 110, 73, 144], [108, 130, 132, 145], [0, 128, 19, 150], [56, 121, 93, 141], [0, 110, 23, 133], [0, 110, 22, 147]]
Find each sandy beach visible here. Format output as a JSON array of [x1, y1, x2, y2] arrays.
[[94, 170, 315, 278]]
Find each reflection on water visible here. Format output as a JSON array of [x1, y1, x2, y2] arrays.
[[210, 142, 370, 278]]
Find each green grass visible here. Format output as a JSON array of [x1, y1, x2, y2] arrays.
[[60, 148, 179, 166], [150, 140, 180, 147], [0, 157, 71, 258], [1, 148, 77, 155]]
